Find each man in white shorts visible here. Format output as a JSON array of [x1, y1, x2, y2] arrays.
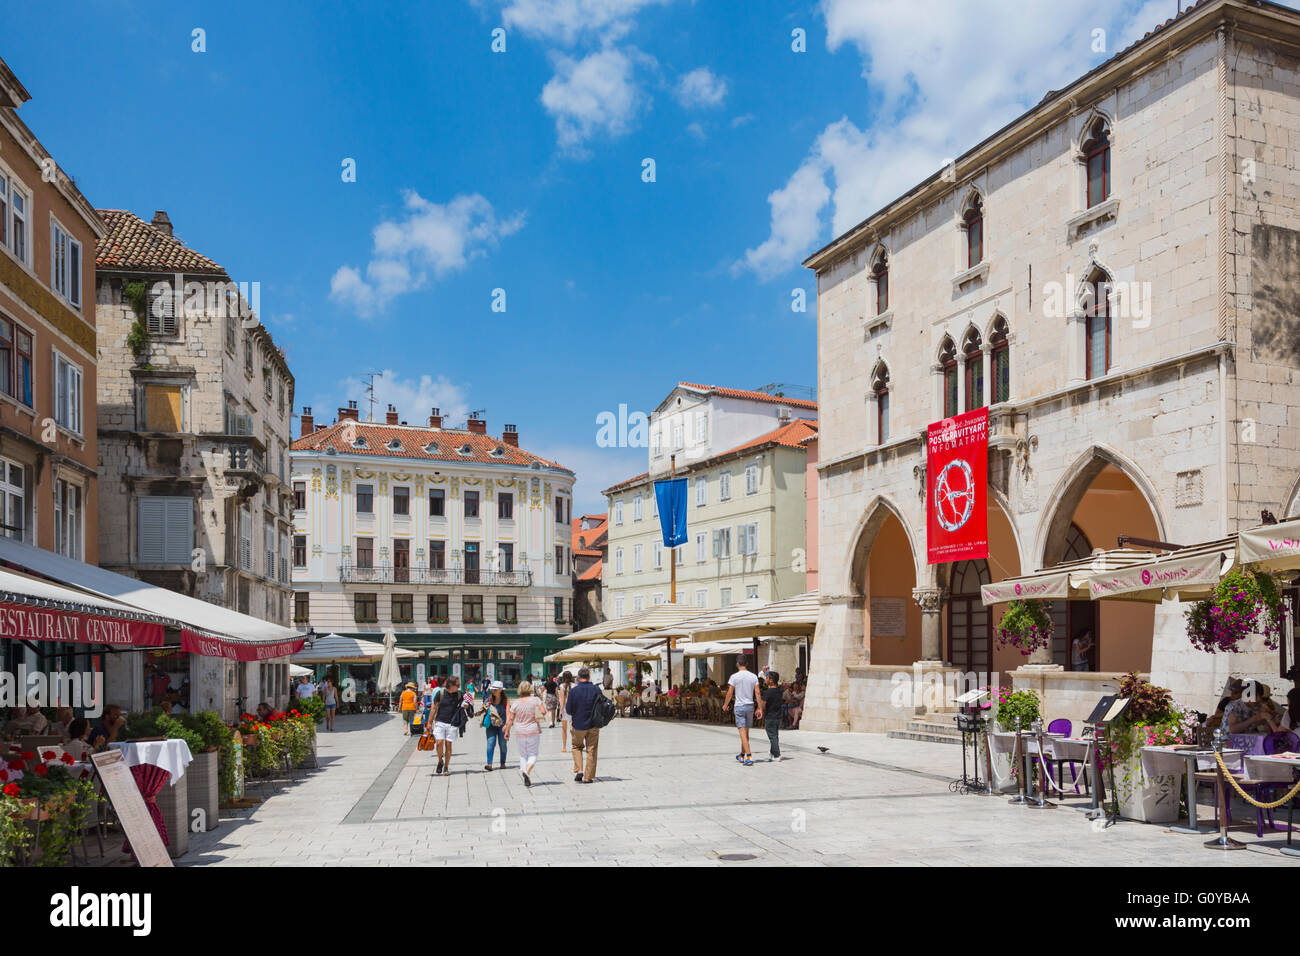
[[430, 675, 469, 775]]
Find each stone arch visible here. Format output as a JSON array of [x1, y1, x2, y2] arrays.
[[1283, 474, 1300, 520], [844, 494, 924, 597], [1035, 443, 1169, 569], [1071, 107, 1114, 155]]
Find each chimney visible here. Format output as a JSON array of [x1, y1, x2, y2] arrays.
[[151, 210, 173, 237], [503, 424, 519, 447], [467, 417, 487, 435], [300, 406, 314, 438], [385, 403, 399, 425], [428, 407, 443, 428], [338, 400, 359, 422]]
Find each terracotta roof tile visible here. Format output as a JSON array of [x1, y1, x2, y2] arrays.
[[572, 514, 608, 553], [95, 209, 227, 276], [577, 559, 603, 582], [291, 420, 572, 473], [677, 382, 818, 411]]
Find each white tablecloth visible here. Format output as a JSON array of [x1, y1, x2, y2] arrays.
[[109, 739, 194, 784], [1049, 737, 1092, 762], [1140, 745, 1243, 778], [1246, 754, 1300, 783], [990, 731, 1060, 757]]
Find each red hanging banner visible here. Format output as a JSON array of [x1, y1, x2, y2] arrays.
[[926, 407, 989, 565], [181, 629, 304, 662], [0, 600, 165, 648]]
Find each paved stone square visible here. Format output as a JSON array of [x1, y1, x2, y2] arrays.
[[184, 713, 1299, 866]]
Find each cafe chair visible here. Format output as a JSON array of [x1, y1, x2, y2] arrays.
[[1046, 719, 1085, 793]]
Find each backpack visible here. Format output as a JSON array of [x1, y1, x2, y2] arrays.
[[589, 689, 617, 729]]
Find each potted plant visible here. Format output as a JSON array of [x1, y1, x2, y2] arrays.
[[995, 600, 1053, 656], [178, 711, 232, 834], [1105, 672, 1192, 823], [1185, 568, 1283, 653]]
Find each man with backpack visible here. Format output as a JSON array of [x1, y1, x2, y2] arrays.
[[566, 667, 611, 784]]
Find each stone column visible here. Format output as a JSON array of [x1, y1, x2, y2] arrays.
[[912, 587, 948, 662], [799, 592, 866, 733]]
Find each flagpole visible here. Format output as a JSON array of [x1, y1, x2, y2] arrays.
[[668, 454, 677, 692]]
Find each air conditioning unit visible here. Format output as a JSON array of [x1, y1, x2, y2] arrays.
[[777, 405, 792, 422]]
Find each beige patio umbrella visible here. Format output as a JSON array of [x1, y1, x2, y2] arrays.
[[291, 632, 420, 664], [691, 591, 821, 640], [544, 639, 663, 663], [562, 604, 702, 642], [376, 629, 405, 693], [644, 598, 769, 645], [1238, 516, 1300, 573]]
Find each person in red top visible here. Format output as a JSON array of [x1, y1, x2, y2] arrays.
[[256, 702, 282, 722]]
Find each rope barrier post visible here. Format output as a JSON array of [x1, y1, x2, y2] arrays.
[[1205, 728, 1246, 851], [1008, 715, 1030, 806], [1026, 717, 1056, 809]]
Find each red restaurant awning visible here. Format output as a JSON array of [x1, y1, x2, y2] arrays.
[[0, 598, 165, 648], [181, 629, 304, 662]]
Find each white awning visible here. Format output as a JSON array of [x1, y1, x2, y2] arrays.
[[544, 639, 661, 663], [1238, 517, 1300, 573], [0, 535, 301, 656], [643, 599, 769, 644], [291, 633, 420, 664], [980, 549, 1156, 606], [690, 591, 820, 640], [1084, 540, 1233, 602], [562, 605, 702, 641]]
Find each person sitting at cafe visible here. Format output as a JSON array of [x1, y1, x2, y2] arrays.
[[256, 702, 282, 723], [1225, 681, 1273, 734], [1267, 686, 1300, 734], [47, 706, 74, 740], [785, 682, 806, 729], [1204, 678, 1244, 733], [90, 705, 126, 751], [63, 718, 92, 762], [3, 706, 50, 737]]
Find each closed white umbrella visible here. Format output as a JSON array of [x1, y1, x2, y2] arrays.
[[376, 629, 403, 693]]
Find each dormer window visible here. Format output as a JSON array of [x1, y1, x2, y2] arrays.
[[386, 439, 402, 451], [352, 436, 368, 449], [423, 442, 439, 455], [491, 445, 506, 457], [458, 444, 473, 456]]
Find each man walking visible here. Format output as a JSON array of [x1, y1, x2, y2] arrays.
[[760, 671, 784, 761], [567, 667, 602, 783], [723, 657, 761, 765]]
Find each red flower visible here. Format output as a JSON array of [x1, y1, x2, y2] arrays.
[[0, 770, 7, 781], [41, 750, 55, 760], [2, 783, 18, 797], [20, 751, 34, 760], [60, 754, 74, 765], [33, 765, 47, 776], [6, 760, 24, 771]]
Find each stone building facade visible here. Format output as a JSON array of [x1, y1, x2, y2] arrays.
[[0, 56, 105, 681], [801, 0, 1300, 732], [95, 209, 295, 716], [291, 408, 576, 687]]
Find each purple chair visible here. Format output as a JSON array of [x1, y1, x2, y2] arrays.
[[1046, 719, 1084, 793]]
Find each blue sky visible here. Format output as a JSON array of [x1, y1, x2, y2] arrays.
[[8, 0, 1208, 512]]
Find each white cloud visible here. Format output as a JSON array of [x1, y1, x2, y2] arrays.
[[685, 121, 706, 141], [330, 191, 524, 315], [497, 0, 672, 46], [541, 47, 650, 154], [674, 67, 727, 109], [325, 370, 472, 428], [739, 0, 1167, 279], [730, 112, 756, 129]]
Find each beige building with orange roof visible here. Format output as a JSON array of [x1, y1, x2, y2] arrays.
[[290, 406, 576, 688], [603, 383, 817, 682]]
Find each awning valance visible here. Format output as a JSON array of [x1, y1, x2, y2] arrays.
[[1238, 517, 1300, 573], [980, 550, 1156, 606], [1085, 541, 1233, 602]]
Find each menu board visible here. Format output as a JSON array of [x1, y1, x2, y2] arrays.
[[870, 598, 907, 638], [90, 750, 173, 868]]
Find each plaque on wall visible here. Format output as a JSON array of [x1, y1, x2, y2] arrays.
[[870, 597, 907, 638]]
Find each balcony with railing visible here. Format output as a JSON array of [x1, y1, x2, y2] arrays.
[[338, 564, 532, 587]]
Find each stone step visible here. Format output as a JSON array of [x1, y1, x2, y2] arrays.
[[887, 729, 965, 745], [906, 720, 964, 736]]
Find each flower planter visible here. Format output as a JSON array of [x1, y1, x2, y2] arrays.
[[186, 749, 219, 833], [154, 775, 189, 858], [297, 734, 318, 770], [1115, 731, 1180, 824]]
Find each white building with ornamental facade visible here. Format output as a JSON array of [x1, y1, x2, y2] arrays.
[[801, 0, 1300, 733], [290, 405, 576, 688]]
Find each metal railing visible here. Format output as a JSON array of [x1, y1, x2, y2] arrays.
[[338, 564, 532, 587]]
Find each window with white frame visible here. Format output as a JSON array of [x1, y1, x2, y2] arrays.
[[0, 171, 30, 265], [719, 471, 732, 500], [614, 501, 624, 525], [695, 413, 707, 443], [653, 542, 662, 569], [719, 587, 732, 607], [695, 477, 706, 507], [138, 496, 193, 564], [614, 548, 624, 574], [746, 585, 759, 600], [694, 588, 707, 608], [652, 431, 662, 458], [745, 463, 759, 495], [633, 494, 643, 521], [147, 281, 179, 337], [675, 545, 684, 566], [53, 353, 82, 435], [50, 220, 82, 309], [53, 478, 81, 560], [0, 458, 25, 541], [632, 596, 644, 612], [614, 596, 626, 617], [738, 522, 759, 556], [672, 422, 684, 449], [712, 527, 732, 559], [632, 544, 643, 573], [695, 532, 706, 563], [652, 592, 664, 606]]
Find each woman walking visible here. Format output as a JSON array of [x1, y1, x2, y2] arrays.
[[430, 675, 472, 775], [480, 681, 509, 771], [504, 679, 548, 787], [558, 672, 574, 752], [544, 676, 559, 728], [320, 677, 338, 731]]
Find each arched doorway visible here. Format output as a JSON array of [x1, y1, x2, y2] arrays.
[[851, 503, 923, 667], [947, 559, 991, 672], [1050, 524, 1097, 669]]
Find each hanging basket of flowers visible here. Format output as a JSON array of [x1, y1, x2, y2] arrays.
[[995, 599, 1054, 656], [1184, 568, 1283, 653]]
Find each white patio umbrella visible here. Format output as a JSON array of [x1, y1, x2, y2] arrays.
[[376, 628, 404, 693], [290, 632, 419, 664], [289, 663, 313, 677], [544, 639, 662, 663]]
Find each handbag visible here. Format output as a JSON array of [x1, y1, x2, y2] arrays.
[[417, 719, 436, 751]]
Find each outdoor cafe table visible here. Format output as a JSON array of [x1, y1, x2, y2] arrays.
[[109, 739, 193, 849], [990, 731, 1064, 796], [1245, 753, 1300, 858], [1141, 745, 1243, 834]]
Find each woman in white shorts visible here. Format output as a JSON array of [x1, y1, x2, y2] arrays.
[[504, 680, 548, 787], [558, 672, 574, 752], [430, 675, 471, 775]]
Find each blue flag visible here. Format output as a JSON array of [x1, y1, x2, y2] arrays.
[[654, 478, 689, 548]]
